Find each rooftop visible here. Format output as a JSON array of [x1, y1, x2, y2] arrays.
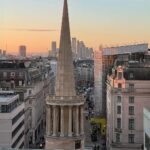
[[102, 43, 148, 56], [124, 62, 150, 80], [0, 91, 19, 104]]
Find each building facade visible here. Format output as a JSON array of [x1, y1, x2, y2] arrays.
[[94, 43, 148, 115], [143, 108, 150, 150], [107, 61, 150, 150], [0, 58, 53, 148], [19, 45, 26, 58], [0, 91, 25, 148], [50, 41, 57, 58]]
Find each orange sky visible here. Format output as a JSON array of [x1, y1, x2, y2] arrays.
[[0, 0, 150, 55]]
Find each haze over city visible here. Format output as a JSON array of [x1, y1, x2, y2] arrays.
[[0, 0, 150, 54]]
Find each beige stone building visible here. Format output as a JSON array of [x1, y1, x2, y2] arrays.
[[107, 62, 150, 150], [45, 0, 85, 149]]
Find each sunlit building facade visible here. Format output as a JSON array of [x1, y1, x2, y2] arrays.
[[107, 60, 150, 150]]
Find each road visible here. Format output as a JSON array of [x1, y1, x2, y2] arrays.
[[84, 110, 102, 149]]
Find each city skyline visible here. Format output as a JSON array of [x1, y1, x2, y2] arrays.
[[0, 0, 150, 54]]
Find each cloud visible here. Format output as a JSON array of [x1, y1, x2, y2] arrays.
[[0, 28, 58, 32]]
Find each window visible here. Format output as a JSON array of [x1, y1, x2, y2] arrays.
[[29, 90, 32, 95], [118, 72, 122, 80], [19, 72, 23, 77], [12, 131, 24, 148], [12, 120, 24, 138], [116, 133, 120, 143], [11, 72, 15, 77], [3, 72, 7, 77], [129, 96, 134, 103], [19, 142, 24, 148], [118, 83, 122, 89], [128, 134, 134, 143], [12, 110, 24, 125], [19, 81, 22, 86], [129, 106, 134, 115], [75, 140, 81, 149], [1, 105, 8, 113], [117, 118, 121, 129], [117, 96, 121, 103], [129, 84, 134, 92], [117, 106, 121, 114], [129, 119, 135, 130], [129, 73, 134, 79], [145, 133, 150, 150]]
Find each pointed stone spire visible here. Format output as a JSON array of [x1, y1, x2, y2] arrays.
[[55, 0, 76, 97]]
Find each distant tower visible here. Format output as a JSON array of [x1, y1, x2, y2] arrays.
[[45, 0, 85, 150], [51, 41, 57, 57], [0, 49, 2, 56], [19, 45, 26, 57], [3, 50, 6, 56], [51, 41, 56, 52], [72, 37, 77, 59]]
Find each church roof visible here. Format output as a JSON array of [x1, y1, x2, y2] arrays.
[[55, 0, 76, 97]]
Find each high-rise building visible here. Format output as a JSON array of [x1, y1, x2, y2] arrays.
[[72, 37, 77, 58], [77, 40, 80, 59], [19, 45, 26, 57], [45, 0, 85, 149], [3, 50, 6, 57], [51, 41, 56, 53], [73, 39, 93, 60], [50, 41, 57, 57], [0, 49, 2, 56]]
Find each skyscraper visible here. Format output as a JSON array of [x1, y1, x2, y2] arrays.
[[3, 50, 6, 57], [19, 45, 26, 57], [45, 0, 85, 149], [51, 41, 56, 52], [51, 41, 57, 57], [72, 37, 77, 59]]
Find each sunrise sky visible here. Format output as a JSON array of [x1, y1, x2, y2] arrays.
[[0, 0, 150, 55]]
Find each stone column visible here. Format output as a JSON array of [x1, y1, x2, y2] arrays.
[[60, 106, 64, 137], [46, 105, 51, 136], [68, 106, 72, 137], [52, 106, 57, 136], [80, 106, 84, 135], [75, 106, 79, 136]]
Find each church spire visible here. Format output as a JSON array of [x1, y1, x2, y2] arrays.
[[55, 0, 76, 97]]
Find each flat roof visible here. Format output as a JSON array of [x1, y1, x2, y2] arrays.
[[103, 43, 148, 55], [0, 91, 19, 104]]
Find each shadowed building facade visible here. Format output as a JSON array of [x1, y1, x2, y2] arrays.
[[45, 0, 85, 149]]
